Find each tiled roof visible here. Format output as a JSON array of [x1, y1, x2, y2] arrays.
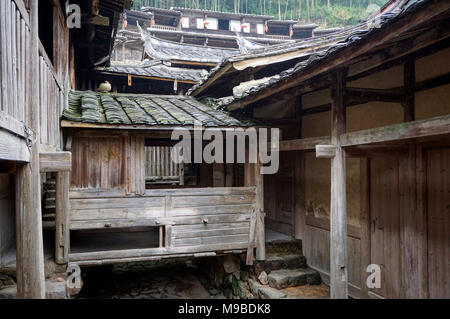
[[189, 0, 430, 107], [143, 34, 239, 63], [63, 91, 254, 127], [96, 61, 208, 83]]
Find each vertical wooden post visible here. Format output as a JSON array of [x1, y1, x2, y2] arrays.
[[255, 156, 265, 261], [330, 69, 348, 299], [403, 60, 415, 122], [294, 96, 305, 240], [55, 171, 70, 264], [15, 0, 46, 298]]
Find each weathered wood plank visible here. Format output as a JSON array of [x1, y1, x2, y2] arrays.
[[16, 0, 45, 298], [255, 157, 265, 261], [329, 69, 348, 299], [280, 136, 331, 152], [316, 144, 336, 158], [174, 234, 249, 247], [341, 114, 450, 147], [0, 129, 30, 162], [69, 242, 249, 262], [39, 151, 71, 172], [55, 171, 70, 264], [171, 194, 255, 208]]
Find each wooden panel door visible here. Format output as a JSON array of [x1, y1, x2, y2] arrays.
[[369, 157, 405, 298], [265, 151, 295, 235], [426, 147, 450, 299]]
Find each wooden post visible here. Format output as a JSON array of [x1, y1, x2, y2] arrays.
[[15, 0, 46, 298], [403, 60, 415, 122], [255, 157, 265, 261], [330, 69, 348, 299], [55, 171, 70, 264]]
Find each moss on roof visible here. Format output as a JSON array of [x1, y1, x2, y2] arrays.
[[64, 91, 254, 127]]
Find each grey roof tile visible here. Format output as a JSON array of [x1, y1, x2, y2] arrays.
[[63, 91, 255, 128]]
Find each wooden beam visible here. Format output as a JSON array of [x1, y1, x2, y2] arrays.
[[341, 114, 450, 147], [403, 60, 415, 121], [0, 129, 30, 162], [345, 145, 409, 158], [414, 71, 450, 92], [15, 0, 46, 299], [329, 69, 348, 299], [280, 136, 331, 151], [0, 109, 27, 138], [39, 152, 72, 172], [55, 171, 70, 264], [345, 87, 406, 103]]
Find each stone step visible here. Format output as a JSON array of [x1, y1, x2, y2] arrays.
[[266, 239, 302, 254], [254, 253, 307, 275], [267, 268, 321, 289]]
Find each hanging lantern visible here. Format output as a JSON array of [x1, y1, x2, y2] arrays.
[[151, 18, 155, 26], [265, 24, 269, 33], [289, 27, 294, 37], [204, 20, 210, 27]]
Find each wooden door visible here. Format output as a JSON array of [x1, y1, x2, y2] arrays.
[[426, 147, 450, 299], [369, 157, 405, 298], [265, 151, 295, 235]]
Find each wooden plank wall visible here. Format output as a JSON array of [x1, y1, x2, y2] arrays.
[[71, 134, 145, 195], [426, 147, 450, 299], [0, 0, 30, 125], [68, 187, 256, 261]]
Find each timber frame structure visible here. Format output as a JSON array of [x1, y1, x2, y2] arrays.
[[0, 0, 132, 298], [190, 0, 450, 299]]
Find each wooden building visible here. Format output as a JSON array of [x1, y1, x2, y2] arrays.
[[137, 7, 317, 47], [190, 0, 450, 299], [58, 90, 265, 266], [0, 0, 131, 298], [94, 60, 208, 95]]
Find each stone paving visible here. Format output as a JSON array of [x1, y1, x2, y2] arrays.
[[77, 259, 223, 299]]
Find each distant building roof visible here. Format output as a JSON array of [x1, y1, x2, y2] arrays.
[[191, 0, 439, 110], [142, 32, 240, 64], [166, 7, 274, 20], [63, 91, 254, 128], [96, 61, 208, 83]]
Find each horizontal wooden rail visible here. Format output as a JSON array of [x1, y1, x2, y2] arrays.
[[39, 151, 72, 172]]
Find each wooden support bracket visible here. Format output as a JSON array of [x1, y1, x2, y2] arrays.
[[316, 144, 336, 158]]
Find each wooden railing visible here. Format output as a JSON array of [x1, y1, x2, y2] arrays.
[[145, 146, 184, 185], [38, 43, 64, 150], [0, 0, 31, 132], [0, 0, 65, 152]]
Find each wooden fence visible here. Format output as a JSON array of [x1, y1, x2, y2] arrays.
[[145, 146, 184, 185]]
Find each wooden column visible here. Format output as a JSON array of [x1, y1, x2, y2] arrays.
[[55, 171, 70, 264], [15, 0, 46, 298], [330, 69, 348, 299], [255, 157, 265, 261]]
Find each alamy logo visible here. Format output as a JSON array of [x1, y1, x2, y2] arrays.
[[366, 264, 381, 289], [66, 2, 81, 29], [66, 264, 82, 289], [171, 121, 280, 175]]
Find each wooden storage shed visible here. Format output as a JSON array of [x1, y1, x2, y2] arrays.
[[59, 91, 265, 266]]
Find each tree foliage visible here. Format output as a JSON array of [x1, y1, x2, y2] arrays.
[[131, 0, 387, 27]]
